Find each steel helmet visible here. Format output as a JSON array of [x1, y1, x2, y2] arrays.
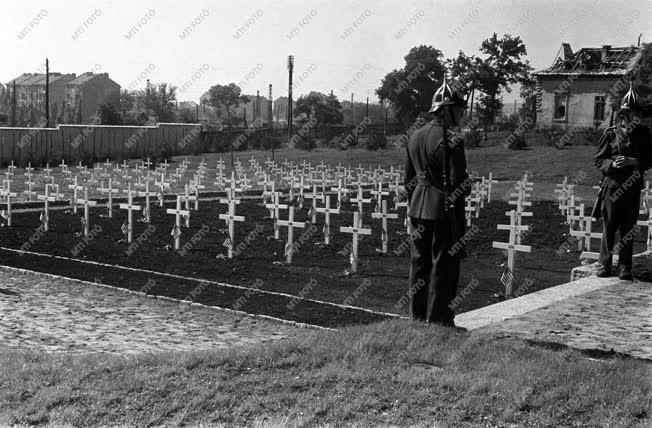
[[620, 82, 640, 111], [428, 75, 467, 113]]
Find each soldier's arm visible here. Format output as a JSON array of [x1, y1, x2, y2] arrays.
[[594, 129, 616, 174], [404, 145, 416, 201], [451, 140, 472, 196]]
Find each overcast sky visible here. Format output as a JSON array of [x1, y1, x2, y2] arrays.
[[2, 0, 650, 104]]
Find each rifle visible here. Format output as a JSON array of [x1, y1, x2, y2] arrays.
[[441, 110, 464, 253]]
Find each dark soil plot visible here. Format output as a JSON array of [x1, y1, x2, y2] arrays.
[[0, 195, 647, 327]]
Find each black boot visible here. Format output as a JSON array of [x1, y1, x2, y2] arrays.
[[618, 265, 633, 281], [596, 265, 611, 277]]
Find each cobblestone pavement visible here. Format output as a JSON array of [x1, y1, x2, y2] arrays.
[[0, 270, 300, 354], [481, 279, 652, 360]]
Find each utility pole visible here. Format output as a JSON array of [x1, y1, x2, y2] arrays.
[[365, 96, 369, 120], [145, 79, 150, 116], [287, 55, 294, 144], [11, 80, 16, 127], [45, 58, 50, 127], [255, 90, 260, 122], [350, 93, 354, 125], [268, 84, 273, 128]]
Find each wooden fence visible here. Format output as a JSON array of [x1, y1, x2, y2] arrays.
[[0, 121, 407, 167], [0, 123, 203, 167]]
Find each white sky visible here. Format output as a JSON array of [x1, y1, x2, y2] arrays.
[[2, 0, 650, 104]]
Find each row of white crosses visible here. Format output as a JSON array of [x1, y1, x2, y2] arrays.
[[492, 172, 533, 297], [2, 157, 502, 274], [638, 181, 652, 252], [554, 177, 597, 258], [508, 173, 533, 245]]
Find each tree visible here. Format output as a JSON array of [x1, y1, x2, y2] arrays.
[[97, 103, 122, 125], [610, 42, 651, 115], [447, 51, 484, 122], [176, 109, 197, 123], [207, 83, 250, 129], [474, 33, 532, 124], [518, 71, 538, 121], [376, 45, 447, 125], [120, 89, 136, 111], [149, 83, 177, 122], [293, 91, 343, 128]]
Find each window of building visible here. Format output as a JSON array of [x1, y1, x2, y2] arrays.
[[594, 96, 606, 121], [554, 93, 568, 120]]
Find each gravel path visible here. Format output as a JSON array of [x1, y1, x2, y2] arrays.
[[0, 269, 300, 354]]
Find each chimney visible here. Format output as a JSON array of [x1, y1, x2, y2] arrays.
[[601, 45, 611, 62], [562, 43, 573, 60]]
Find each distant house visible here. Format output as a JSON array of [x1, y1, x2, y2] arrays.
[[65, 72, 121, 124], [533, 43, 644, 128], [6, 71, 121, 125], [5, 73, 76, 125]]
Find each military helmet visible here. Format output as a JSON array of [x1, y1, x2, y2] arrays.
[[428, 76, 467, 114], [620, 82, 640, 111]]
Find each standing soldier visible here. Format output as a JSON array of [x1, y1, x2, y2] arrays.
[[403, 77, 471, 327], [594, 83, 651, 280]]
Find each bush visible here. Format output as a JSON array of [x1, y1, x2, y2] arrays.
[[504, 128, 528, 150], [541, 127, 569, 149], [461, 129, 483, 148], [336, 131, 358, 149], [582, 127, 604, 146], [262, 135, 282, 151], [366, 131, 387, 151], [247, 132, 264, 150], [294, 134, 316, 151]]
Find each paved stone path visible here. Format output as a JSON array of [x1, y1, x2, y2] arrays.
[[0, 270, 300, 355], [480, 279, 651, 360]]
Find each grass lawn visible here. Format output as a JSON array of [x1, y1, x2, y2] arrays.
[[1, 320, 649, 427], [178, 144, 602, 186]]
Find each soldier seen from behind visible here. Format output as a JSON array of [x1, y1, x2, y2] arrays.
[[403, 76, 472, 328]]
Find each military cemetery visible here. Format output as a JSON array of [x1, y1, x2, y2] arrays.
[[0, 1, 651, 426]]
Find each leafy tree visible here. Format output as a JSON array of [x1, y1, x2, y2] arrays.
[[610, 42, 651, 114], [149, 83, 177, 122], [176, 109, 197, 123], [474, 33, 532, 124], [447, 51, 484, 122], [120, 89, 136, 111], [376, 45, 447, 125], [293, 91, 343, 128], [207, 83, 250, 129], [518, 71, 538, 122]]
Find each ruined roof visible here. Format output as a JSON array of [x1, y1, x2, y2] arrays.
[[533, 44, 643, 77]]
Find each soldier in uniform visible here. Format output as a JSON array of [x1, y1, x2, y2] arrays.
[[404, 77, 471, 327], [594, 83, 652, 280]]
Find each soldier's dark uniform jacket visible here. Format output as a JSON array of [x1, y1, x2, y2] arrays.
[[404, 121, 471, 324], [594, 124, 652, 268]]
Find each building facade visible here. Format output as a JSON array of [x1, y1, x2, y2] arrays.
[[533, 43, 644, 128], [65, 72, 121, 124], [5, 73, 76, 125], [5, 71, 120, 125]]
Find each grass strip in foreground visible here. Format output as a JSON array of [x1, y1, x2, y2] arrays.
[[1, 320, 649, 427]]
